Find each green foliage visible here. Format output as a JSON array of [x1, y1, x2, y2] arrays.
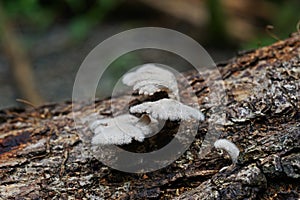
[[96, 52, 141, 98], [274, 1, 299, 36], [2, 0, 299, 51], [243, 0, 300, 50], [2, 0, 121, 38], [206, 0, 228, 43], [3, 0, 54, 29], [68, 0, 120, 40]]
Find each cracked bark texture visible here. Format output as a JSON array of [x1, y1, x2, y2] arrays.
[[0, 33, 299, 199]]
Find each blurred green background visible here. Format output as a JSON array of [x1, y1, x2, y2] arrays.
[[0, 0, 299, 108]]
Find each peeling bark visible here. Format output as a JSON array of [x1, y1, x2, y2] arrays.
[[0, 33, 299, 199]]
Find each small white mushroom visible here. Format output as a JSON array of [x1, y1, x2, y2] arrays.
[[90, 114, 159, 145], [130, 98, 204, 121], [91, 65, 205, 146], [122, 64, 179, 99], [214, 139, 240, 164]]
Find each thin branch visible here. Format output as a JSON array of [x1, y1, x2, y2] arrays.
[[0, 2, 44, 106]]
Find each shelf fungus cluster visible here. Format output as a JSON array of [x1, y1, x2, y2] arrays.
[[86, 64, 240, 164], [88, 64, 204, 145]]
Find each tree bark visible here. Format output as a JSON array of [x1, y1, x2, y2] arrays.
[[0, 33, 299, 199]]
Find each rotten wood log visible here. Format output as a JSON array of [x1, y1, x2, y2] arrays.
[[0, 33, 299, 199]]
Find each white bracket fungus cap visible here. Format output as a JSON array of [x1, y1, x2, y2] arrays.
[[130, 98, 204, 121], [90, 114, 159, 145], [214, 139, 240, 164], [122, 64, 180, 99], [90, 64, 204, 146]]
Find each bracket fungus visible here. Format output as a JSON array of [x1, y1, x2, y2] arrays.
[[88, 63, 240, 165], [214, 139, 240, 164], [89, 63, 205, 145], [122, 64, 180, 99], [130, 98, 204, 121], [90, 114, 159, 145]]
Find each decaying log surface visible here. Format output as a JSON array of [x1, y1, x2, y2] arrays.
[[0, 33, 299, 199]]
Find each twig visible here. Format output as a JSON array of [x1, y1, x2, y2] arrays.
[[0, 2, 44, 106], [16, 98, 37, 109], [297, 20, 300, 34], [265, 25, 281, 41]]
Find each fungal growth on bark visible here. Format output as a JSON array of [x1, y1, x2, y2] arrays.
[[122, 64, 180, 99], [130, 98, 204, 121], [90, 114, 159, 145], [87, 63, 240, 163], [88, 63, 204, 145], [214, 139, 240, 164]]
